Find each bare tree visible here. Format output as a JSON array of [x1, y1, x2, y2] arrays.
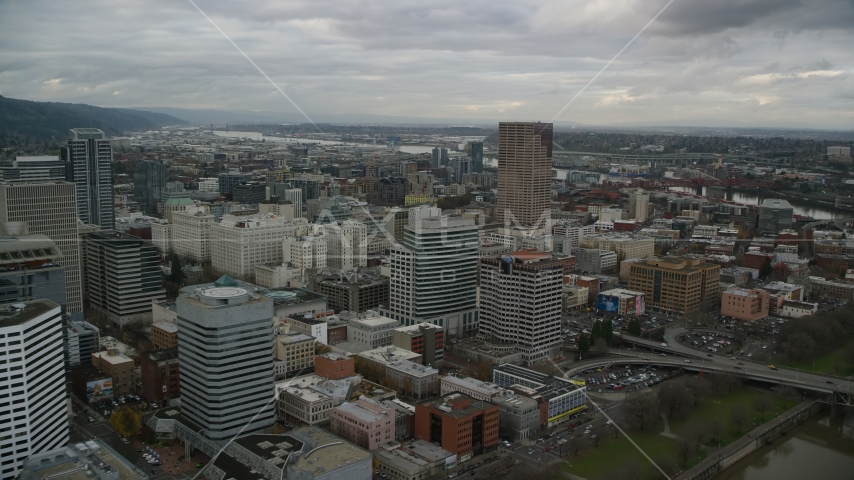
[[683, 421, 708, 452], [753, 396, 774, 422], [730, 404, 749, 435], [653, 453, 679, 477], [676, 437, 695, 468], [619, 392, 659, 431], [684, 376, 712, 406], [659, 381, 695, 419], [707, 417, 725, 445], [565, 435, 588, 457], [775, 385, 800, 409]]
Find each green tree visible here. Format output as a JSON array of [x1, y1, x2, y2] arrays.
[[168, 252, 185, 284], [628, 319, 641, 336], [759, 257, 773, 279], [578, 334, 590, 357], [110, 406, 142, 438]]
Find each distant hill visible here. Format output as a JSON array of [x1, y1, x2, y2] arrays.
[[0, 96, 187, 142]]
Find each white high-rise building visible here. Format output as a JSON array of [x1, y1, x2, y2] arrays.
[[63, 128, 115, 229], [198, 177, 220, 192], [324, 220, 367, 271], [283, 188, 304, 217], [151, 219, 171, 254], [172, 205, 214, 262], [284, 235, 327, 276], [384, 214, 479, 336], [628, 192, 650, 222], [479, 251, 563, 365], [211, 214, 290, 279], [0, 300, 69, 478], [552, 223, 595, 252], [0, 182, 83, 315], [178, 277, 275, 441]]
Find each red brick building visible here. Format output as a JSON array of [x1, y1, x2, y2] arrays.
[[314, 353, 355, 380], [140, 348, 180, 403], [613, 220, 637, 232], [414, 393, 500, 460], [742, 252, 774, 270]]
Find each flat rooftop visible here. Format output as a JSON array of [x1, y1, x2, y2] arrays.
[[0, 300, 58, 328], [288, 427, 371, 477], [152, 321, 178, 333]]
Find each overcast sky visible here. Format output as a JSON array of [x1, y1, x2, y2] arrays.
[[1, 0, 852, 128]]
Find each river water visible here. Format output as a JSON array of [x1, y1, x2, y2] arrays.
[[212, 132, 841, 219], [715, 413, 854, 480]]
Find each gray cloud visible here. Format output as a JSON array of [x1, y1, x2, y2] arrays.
[[0, 0, 852, 128]]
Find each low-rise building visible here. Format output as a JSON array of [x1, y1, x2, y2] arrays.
[[287, 315, 329, 345], [274, 332, 316, 379], [276, 379, 335, 426], [721, 288, 770, 322], [140, 347, 179, 403], [597, 288, 646, 315], [413, 392, 499, 461], [346, 312, 400, 352], [492, 393, 541, 440], [779, 300, 818, 318], [392, 323, 444, 367], [806, 276, 854, 300], [91, 348, 136, 397], [440, 376, 505, 402], [330, 396, 395, 451], [150, 321, 178, 349], [760, 281, 803, 301], [562, 285, 589, 312], [386, 360, 440, 400], [315, 352, 355, 380], [264, 287, 330, 319], [374, 440, 456, 480], [492, 364, 587, 428]]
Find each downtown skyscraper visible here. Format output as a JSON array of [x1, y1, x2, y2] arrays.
[[62, 128, 115, 229], [497, 122, 553, 227], [384, 207, 479, 336]]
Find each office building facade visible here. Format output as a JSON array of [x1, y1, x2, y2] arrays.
[[479, 251, 563, 365], [628, 258, 721, 314], [0, 182, 83, 314], [386, 215, 479, 336], [0, 301, 68, 479], [177, 277, 275, 441], [468, 141, 484, 173], [85, 231, 166, 326], [497, 122, 552, 227], [133, 161, 166, 213], [758, 199, 794, 234], [62, 128, 115, 229], [0, 156, 65, 183]]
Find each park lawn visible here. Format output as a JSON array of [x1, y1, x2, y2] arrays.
[[784, 338, 854, 376], [560, 423, 689, 480], [561, 387, 796, 479], [669, 387, 793, 447]]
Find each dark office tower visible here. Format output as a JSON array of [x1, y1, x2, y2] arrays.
[[85, 231, 166, 327], [133, 161, 166, 213], [497, 122, 552, 227], [62, 128, 115, 229], [431, 147, 448, 169], [468, 141, 484, 173]]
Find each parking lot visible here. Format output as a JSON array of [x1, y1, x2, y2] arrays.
[[574, 364, 676, 394]]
